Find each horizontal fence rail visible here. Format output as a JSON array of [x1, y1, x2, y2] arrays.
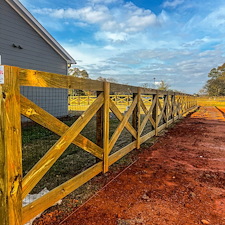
[[0, 65, 197, 225]]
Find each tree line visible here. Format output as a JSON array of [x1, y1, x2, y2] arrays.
[[68, 68, 175, 96], [200, 63, 225, 96]]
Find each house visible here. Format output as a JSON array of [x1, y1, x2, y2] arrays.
[[0, 0, 76, 120]]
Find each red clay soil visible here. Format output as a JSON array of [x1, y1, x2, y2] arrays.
[[38, 106, 225, 225]]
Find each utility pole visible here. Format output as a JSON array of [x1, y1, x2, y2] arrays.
[[153, 77, 156, 89]]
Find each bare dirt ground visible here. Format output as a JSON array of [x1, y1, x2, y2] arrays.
[[35, 106, 225, 225]]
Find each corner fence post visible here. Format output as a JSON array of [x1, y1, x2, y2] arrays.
[[0, 66, 22, 225], [103, 82, 110, 173]]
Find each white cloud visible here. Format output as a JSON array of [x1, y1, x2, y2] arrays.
[[24, 0, 225, 93], [103, 45, 116, 50], [32, 2, 159, 34], [88, 0, 122, 4], [73, 21, 88, 27], [95, 31, 127, 42], [126, 14, 157, 31], [163, 0, 184, 8], [63, 39, 225, 93], [201, 6, 225, 31], [32, 6, 111, 23]]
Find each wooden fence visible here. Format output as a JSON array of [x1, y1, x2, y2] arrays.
[[69, 95, 151, 112], [0, 65, 197, 225]]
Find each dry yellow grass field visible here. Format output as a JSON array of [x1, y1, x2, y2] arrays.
[[197, 96, 225, 107]]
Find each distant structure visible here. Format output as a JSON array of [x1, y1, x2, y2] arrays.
[[0, 0, 76, 120]]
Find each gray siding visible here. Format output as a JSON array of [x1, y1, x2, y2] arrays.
[[0, 0, 69, 120], [0, 0, 67, 74], [21, 87, 68, 119]]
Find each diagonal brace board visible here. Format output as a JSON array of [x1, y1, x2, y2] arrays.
[[109, 99, 137, 138], [140, 95, 157, 135], [20, 95, 103, 159], [109, 95, 137, 153], [22, 161, 103, 224], [22, 93, 104, 199], [167, 96, 172, 119], [157, 97, 168, 124]]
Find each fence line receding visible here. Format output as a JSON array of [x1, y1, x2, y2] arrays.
[[0, 65, 197, 225]]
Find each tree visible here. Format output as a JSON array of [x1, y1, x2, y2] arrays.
[[141, 83, 149, 89], [97, 76, 118, 83], [68, 68, 89, 96], [157, 80, 169, 91], [203, 63, 225, 96], [69, 68, 89, 79]]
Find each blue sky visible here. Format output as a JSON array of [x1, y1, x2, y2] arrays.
[[20, 0, 225, 93]]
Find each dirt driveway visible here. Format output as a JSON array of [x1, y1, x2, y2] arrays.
[[37, 106, 225, 225]]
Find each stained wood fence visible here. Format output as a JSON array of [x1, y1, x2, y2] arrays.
[[0, 65, 197, 225], [69, 95, 151, 112]]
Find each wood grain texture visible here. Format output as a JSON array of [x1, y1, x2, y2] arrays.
[[96, 91, 104, 149], [20, 95, 103, 159], [132, 92, 138, 145], [22, 93, 104, 199], [0, 66, 22, 225], [103, 82, 110, 173], [22, 161, 103, 224], [140, 130, 155, 144], [19, 69, 104, 91], [109, 99, 137, 138], [109, 95, 137, 153], [152, 93, 159, 136], [108, 141, 136, 166], [132, 88, 142, 149], [19, 68, 192, 96], [140, 95, 157, 134], [136, 88, 141, 149], [164, 95, 169, 127]]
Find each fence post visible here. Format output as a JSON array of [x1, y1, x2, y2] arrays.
[[87, 91, 90, 105], [184, 96, 187, 112], [164, 93, 168, 127], [171, 93, 175, 122], [96, 91, 103, 163], [0, 66, 22, 225], [186, 96, 189, 110], [178, 95, 182, 119], [181, 95, 185, 116], [103, 82, 110, 173], [132, 88, 141, 149], [115, 95, 118, 105], [152, 91, 159, 136], [137, 88, 141, 149]]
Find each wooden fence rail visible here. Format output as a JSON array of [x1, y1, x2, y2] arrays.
[[69, 95, 153, 106], [0, 65, 197, 225]]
